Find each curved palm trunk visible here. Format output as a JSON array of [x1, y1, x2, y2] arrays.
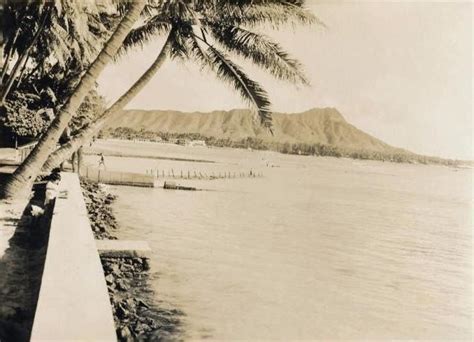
[[0, 1, 146, 200], [41, 31, 173, 172], [0, 31, 18, 85], [0, 34, 14, 84]]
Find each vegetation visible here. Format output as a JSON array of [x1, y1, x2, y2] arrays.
[[0, 87, 106, 144], [102, 127, 463, 166], [0, 1, 116, 146], [0, 0, 146, 199]]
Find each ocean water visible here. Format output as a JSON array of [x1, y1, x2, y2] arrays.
[[96, 141, 472, 340]]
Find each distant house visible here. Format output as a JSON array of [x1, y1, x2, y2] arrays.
[[189, 140, 206, 147], [176, 138, 189, 146]]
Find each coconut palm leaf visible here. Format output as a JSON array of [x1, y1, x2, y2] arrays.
[[120, 15, 171, 55], [187, 34, 213, 70], [193, 36, 272, 129], [208, 24, 309, 85], [212, 1, 321, 29]]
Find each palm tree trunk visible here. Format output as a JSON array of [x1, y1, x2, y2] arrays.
[[14, 53, 30, 89], [0, 0, 146, 200], [0, 40, 12, 84], [41, 30, 173, 172], [0, 31, 17, 85]]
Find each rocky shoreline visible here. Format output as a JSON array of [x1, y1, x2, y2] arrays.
[[80, 180, 183, 341], [81, 181, 118, 240]]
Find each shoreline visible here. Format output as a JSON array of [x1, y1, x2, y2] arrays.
[[89, 138, 472, 169], [80, 180, 184, 340], [83, 149, 215, 164], [99, 132, 470, 167]]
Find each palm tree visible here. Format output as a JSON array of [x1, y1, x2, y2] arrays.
[[41, 0, 319, 171], [0, 0, 146, 200], [0, 0, 123, 153], [0, 0, 118, 106]]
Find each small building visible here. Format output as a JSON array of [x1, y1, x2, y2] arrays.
[[189, 140, 206, 147], [176, 138, 189, 146]]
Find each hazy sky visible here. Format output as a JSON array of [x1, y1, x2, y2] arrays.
[[98, 1, 472, 160]]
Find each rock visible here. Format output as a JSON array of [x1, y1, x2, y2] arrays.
[[134, 322, 150, 334], [142, 259, 150, 271], [145, 317, 155, 326], [104, 274, 114, 285], [117, 326, 132, 340], [116, 304, 129, 319], [120, 263, 132, 272], [117, 280, 129, 291], [124, 298, 136, 311], [136, 299, 150, 309], [110, 263, 121, 276]]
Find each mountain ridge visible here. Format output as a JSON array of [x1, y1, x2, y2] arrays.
[[106, 108, 407, 154]]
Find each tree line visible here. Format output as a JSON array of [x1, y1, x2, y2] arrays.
[[102, 127, 463, 166]]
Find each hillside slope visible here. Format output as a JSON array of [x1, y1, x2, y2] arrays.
[[105, 108, 404, 153]]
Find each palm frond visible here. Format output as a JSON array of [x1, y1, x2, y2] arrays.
[[212, 2, 323, 29], [119, 15, 170, 56], [209, 24, 309, 85], [168, 24, 192, 60], [187, 34, 213, 69], [160, 0, 196, 23], [192, 36, 272, 129]]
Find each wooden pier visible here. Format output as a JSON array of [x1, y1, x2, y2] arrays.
[[96, 240, 151, 259], [79, 167, 263, 188], [145, 168, 263, 180]]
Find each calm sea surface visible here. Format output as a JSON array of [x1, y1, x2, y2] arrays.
[[94, 141, 472, 340]]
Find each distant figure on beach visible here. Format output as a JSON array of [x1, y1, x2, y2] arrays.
[[99, 153, 106, 169]]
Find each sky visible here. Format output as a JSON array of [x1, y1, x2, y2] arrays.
[[98, 1, 473, 160]]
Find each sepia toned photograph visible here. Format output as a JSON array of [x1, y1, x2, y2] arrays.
[[0, 0, 472, 341]]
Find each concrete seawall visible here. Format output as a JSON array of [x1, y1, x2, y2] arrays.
[[30, 173, 116, 341]]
